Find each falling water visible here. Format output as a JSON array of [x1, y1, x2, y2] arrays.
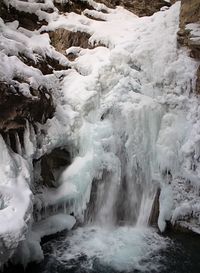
[[40, 101, 170, 273]]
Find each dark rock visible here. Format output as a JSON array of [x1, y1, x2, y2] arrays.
[[0, 82, 54, 134], [165, 221, 199, 234], [95, 0, 171, 17], [85, 170, 111, 223], [48, 29, 93, 56], [177, 0, 200, 93], [177, 0, 200, 60], [48, 28, 105, 60], [1, 130, 24, 154], [54, 0, 93, 14], [35, 148, 71, 188], [148, 188, 161, 227], [18, 54, 69, 75], [0, 1, 47, 31]]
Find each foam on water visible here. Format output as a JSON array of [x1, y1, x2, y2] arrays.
[[50, 226, 170, 272]]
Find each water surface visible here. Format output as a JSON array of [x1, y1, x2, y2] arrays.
[[5, 226, 200, 273]]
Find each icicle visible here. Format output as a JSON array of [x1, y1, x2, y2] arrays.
[[30, 124, 37, 148], [6, 133, 11, 147], [15, 132, 22, 156], [0, 134, 11, 163], [23, 120, 35, 159]]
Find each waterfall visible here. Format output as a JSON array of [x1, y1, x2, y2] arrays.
[[84, 94, 163, 228], [1, 0, 199, 270]]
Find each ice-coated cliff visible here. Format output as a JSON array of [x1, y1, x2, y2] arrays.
[[0, 0, 200, 268]]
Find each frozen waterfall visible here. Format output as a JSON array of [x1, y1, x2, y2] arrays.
[[85, 97, 163, 228], [0, 1, 199, 271]]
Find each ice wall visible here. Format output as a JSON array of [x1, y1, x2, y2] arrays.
[[0, 135, 32, 266]]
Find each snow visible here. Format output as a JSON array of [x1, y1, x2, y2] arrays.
[[0, 0, 200, 266], [14, 214, 76, 266], [33, 213, 76, 237], [186, 23, 200, 39]]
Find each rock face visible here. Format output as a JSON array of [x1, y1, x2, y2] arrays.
[[177, 0, 200, 93], [0, 0, 47, 30], [179, 0, 200, 55], [54, 0, 93, 14], [0, 82, 54, 133], [0, 82, 54, 154], [95, 0, 171, 16], [0, 1, 58, 264], [49, 28, 104, 60], [34, 148, 71, 188], [148, 188, 161, 227], [19, 54, 68, 75], [49, 29, 93, 60]]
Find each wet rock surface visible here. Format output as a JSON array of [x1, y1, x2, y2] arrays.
[[148, 188, 161, 227]]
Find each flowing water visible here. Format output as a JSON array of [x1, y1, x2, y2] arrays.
[[4, 228, 200, 273], [4, 167, 200, 273], [40, 226, 169, 272]]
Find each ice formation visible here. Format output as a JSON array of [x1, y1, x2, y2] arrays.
[[14, 214, 76, 266], [0, 0, 200, 268]]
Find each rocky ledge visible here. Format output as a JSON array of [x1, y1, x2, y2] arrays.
[[177, 0, 200, 93]]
